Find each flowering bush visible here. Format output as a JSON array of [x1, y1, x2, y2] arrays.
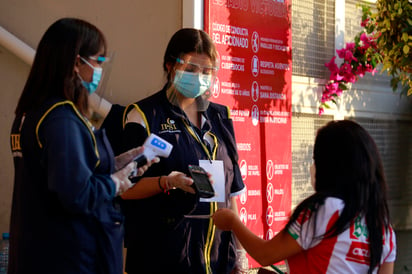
[[319, 1, 412, 114], [374, 0, 412, 95], [319, 5, 382, 114]]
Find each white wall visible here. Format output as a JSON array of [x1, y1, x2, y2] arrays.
[[0, 0, 182, 234], [292, 74, 412, 119]]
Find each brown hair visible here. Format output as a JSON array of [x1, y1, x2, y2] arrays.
[[15, 18, 107, 116], [163, 28, 218, 83]]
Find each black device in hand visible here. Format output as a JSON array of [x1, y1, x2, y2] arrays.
[[188, 165, 215, 198]]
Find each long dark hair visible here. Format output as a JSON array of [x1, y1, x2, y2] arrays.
[[285, 120, 390, 273], [15, 18, 107, 116], [163, 28, 218, 83]]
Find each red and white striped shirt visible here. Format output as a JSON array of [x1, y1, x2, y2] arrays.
[[287, 197, 396, 273]]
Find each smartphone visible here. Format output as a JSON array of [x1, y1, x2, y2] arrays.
[[188, 165, 215, 198]]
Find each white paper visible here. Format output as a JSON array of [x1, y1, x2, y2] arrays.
[[199, 160, 225, 202]]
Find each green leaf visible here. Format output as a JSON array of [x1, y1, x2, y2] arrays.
[[402, 32, 409, 42], [338, 83, 348, 90], [323, 103, 331, 109], [382, 62, 392, 72], [407, 87, 412, 97], [403, 45, 410, 55]]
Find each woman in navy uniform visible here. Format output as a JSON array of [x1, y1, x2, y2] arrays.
[[119, 28, 247, 274], [9, 18, 154, 274]]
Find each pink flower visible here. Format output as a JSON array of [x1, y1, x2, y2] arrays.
[[364, 63, 376, 74], [318, 107, 324, 115], [336, 48, 346, 59], [345, 42, 355, 52], [339, 63, 352, 74], [337, 48, 358, 63], [361, 18, 369, 27], [343, 73, 357, 83], [330, 73, 344, 82], [357, 46, 366, 55], [326, 82, 340, 92], [360, 33, 371, 47], [325, 57, 345, 81], [356, 65, 366, 77], [325, 56, 338, 73]]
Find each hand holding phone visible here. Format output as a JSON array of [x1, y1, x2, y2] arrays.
[[188, 165, 215, 198]]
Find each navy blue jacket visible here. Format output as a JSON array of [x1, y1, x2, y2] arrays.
[[120, 88, 245, 274], [9, 98, 123, 274]]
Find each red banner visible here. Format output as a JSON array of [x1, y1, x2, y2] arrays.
[[204, 0, 292, 268]]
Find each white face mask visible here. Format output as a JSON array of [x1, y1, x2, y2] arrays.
[[173, 70, 212, 98]]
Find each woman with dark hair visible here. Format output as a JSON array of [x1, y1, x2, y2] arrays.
[[9, 18, 155, 274], [213, 120, 396, 274], [119, 28, 247, 273]]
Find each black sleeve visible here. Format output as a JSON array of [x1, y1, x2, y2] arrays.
[[122, 122, 148, 152], [100, 104, 126, 156]]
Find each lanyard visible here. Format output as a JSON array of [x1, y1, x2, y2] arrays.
[[182, 117, 219, 274], [182, 118, 215, 161]]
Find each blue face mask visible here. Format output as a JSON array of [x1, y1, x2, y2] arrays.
[[79, 57, 103, 94], [173, 70, 212, 98]]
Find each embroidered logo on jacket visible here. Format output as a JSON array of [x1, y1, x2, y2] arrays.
[[11, 134, 21, 151], [160, 118, 181, 133], [11, 134, 22, 158], [11, 115, 25, 158]]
